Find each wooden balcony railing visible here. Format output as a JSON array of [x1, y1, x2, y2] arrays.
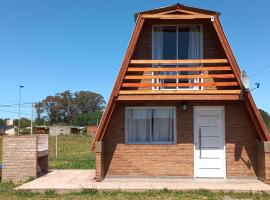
[[120, 59, 241, 95]]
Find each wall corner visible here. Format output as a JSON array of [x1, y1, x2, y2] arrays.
[[95, 141, 104, 182]]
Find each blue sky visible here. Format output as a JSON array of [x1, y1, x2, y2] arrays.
[[0, 0, 270, 119]]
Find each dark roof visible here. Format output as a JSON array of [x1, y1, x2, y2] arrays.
[[134, 3, 220, 22]]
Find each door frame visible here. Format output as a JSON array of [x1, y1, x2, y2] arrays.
[[193, 106, 226, 178]]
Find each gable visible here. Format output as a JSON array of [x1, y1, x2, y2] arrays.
[[134, 3, 220, 21], [91, 4, 269, 150]]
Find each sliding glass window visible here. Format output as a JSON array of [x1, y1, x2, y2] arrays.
[[152, 25, 203, 90]]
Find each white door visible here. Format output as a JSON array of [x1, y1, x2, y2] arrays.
[[194, 106, 226, 178]]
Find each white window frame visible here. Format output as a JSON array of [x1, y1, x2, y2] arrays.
[[125, 106, 177, 144], [151, 24, 204, 91]]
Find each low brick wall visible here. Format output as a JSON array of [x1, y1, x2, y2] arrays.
[[2, 134, 48, 183], [257, 141, 270, 184]]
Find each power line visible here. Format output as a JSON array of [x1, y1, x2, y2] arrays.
[[0, 105, 31, 108], [0, 109, 32, 116], [0, 102, 33, 106], [250, 65, 270, 78]]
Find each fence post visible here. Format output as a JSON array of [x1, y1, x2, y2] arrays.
[[56, 135, 58, 160]]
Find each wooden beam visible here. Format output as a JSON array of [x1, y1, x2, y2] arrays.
[[142, 14, 212, 20], [130, 59, 228, 64], [124, 74, 235, 80], [122, 82, 239, 88], [119, 90, 241, 95], [117, 94, 240, 101], [175, 8, 210, 15], [127, 66, 232, 72], [156, 8, 209, 16], [212, 15, 243, 90]]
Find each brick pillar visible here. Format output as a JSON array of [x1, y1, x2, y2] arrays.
[[95, 141, 104, 182], [257, 141, 270, 184], [2, 135, 38, 183]]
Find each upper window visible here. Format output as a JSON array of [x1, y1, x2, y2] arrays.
[[125, 107, 176, 144], [152, 25, 203, 90]]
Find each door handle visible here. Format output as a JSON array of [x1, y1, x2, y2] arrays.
[[199, 128, 202, 159]]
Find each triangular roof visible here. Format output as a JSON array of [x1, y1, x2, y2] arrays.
[[91, 4, 269, 150], [134, 3, 220, 21]]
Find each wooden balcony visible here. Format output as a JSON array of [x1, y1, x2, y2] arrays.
[[118, 59, 241, 101]]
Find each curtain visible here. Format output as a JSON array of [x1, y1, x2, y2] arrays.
[[188, 26, 201, 59], [126, 109, 151, 142], [153, 27, 163, 88], [126, 108, 175, 143], [188, 26, 202, 87], [152, 109, 174, 142], [153, 27, 163, 60]]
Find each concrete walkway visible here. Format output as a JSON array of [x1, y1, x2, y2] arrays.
[[16, 170, 270, 193]]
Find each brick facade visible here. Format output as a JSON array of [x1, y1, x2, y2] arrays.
[[94, 9, 267, 181], [96, 101, 261, 180]]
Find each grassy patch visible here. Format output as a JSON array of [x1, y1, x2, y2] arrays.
[[0, 183, 270, 200], [49, 134, 95, 169]]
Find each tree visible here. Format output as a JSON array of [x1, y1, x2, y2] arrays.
[[35, 90, 106, 125], [71, 112, 103, 126], [14, 118, 31, 129], [0, 118, 6, 126], [73, 91, 105, 114], [259, 109, 270, 133]]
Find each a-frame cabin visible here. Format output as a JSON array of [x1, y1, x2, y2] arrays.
[[92, 4, 270, 183]]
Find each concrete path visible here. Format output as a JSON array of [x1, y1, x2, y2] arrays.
[[16, 170, 270, 193], [16, 170, 93, 193]]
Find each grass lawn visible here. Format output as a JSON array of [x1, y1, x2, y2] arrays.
[[1, 135, 270, 199], [0, 135, 95, 169], [0, 183, 270, 200], [49, 134, 95, 169]]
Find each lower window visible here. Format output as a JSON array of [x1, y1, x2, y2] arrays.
[[125, 107, 176, 144]]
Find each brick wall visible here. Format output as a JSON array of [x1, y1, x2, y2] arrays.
[[2, 135, 38, 182], [257, 141, 270, 184], [97, 101, 259, 179], [2, 134, 49, 182], [225, 102, 258, 177]]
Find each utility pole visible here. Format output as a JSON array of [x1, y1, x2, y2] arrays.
[[18, 85, 24, 134], [31, 102, 34, 135]]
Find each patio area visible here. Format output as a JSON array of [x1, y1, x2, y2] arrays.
[[16, 170, 270, 194]]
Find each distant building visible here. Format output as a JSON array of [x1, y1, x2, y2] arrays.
[[6, 119, 13, 126], [49, 126, 84, 136], [33, 126, 49, 134], [87, 125, 98, 138]]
